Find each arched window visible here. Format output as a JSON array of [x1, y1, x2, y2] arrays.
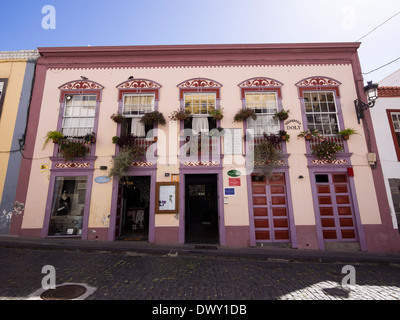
[[177, 78, 222, 133], [295, 77, 342, 136], [58, 80, 104, 138], [238, 77, 283, 136], [116, 78, 161, 138]]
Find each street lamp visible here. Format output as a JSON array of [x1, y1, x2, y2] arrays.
[[354, 81, 379, 123]]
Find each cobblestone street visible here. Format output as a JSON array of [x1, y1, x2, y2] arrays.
[[1, 246, 399, 301]]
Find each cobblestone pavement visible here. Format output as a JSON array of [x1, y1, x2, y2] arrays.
[[1, 247, 399, 301]]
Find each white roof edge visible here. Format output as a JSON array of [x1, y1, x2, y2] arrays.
[[0, 49, 40, 60]]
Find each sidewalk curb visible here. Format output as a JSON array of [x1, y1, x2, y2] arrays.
[[1, 235, 400, 266]]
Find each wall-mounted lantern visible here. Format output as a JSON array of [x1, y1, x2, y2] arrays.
[[354, 81, 379, 124]]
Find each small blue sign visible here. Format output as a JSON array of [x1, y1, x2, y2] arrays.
[[95, 176, 111, 184], [224, 187, 236, 196]]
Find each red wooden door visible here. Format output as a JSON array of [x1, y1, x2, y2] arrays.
[[316, 173, 357, 241], [252, 173, 290, 242]]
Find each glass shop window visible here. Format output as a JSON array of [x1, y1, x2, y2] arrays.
[[48, 176, 87, 236]]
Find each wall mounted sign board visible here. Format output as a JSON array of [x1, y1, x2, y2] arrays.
[[95, 176, 111, 184], [224, 187, 236, 196], [227, 169, 241, 177], [156, 182, 179, 214]]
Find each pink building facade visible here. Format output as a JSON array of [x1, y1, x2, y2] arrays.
[[9, 43, 400, 252]]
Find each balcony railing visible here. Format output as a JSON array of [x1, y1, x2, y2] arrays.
[[56, 138, 92, 160], [309, 135, 345, 154], [180, 133, 221, 162], [246, 135, 282, 154]]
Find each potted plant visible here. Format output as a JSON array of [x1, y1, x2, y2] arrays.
[[59, 140, 89, 161], [43, 130, 65, 149], [262, 133, 282, 146], [112, 136, 120, 144], [111, 112, 124, 123], [338, 128, 358, 140], [210, 108, 224, 121], [84, 132, 96, 144], [311, 139, 342, 162], [274, 109, 290, 121], [169, 109, 188, 121], [278, 130, 290, 142], [108, 142, 146, 180], [233, 108, 257, 122], [298, 129, 323, 141], [140, 110, 166, 126]]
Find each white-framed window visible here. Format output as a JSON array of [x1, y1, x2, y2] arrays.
[[123, 93, 155, 117], [184, 93, 216, 115], [388, 111, 400, 161], [303, 91, 339, 135], [62, 95, 96, 137], [246, 92, 279, 135]]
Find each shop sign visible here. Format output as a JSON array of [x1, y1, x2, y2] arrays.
[[95, 176, 111, 184], [224, 187, 236, 196], [229, 178, 241, 186], [284, 119, 302, 131], [227, 169, 241, 177]]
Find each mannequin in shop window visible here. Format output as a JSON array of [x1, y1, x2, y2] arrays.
[[57, 190, 71, 216]]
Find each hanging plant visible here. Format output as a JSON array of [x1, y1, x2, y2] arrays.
[[59, 140, 89, 161], [169, 108, 189, 121], [253, 140, 284, 178], [43, 130, 65, 149], [274, 109, 290, 121], [278, 130, 290, 142], [311, 139, 342, 162], [140, 110, 166, 126], [233, 108, 257, 122], [112, 136, 120, 144], [111, 112, 124, 123], [108, 143, 146, 180], [210, 108, 224, 121]]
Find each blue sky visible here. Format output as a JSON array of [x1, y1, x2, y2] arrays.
[[1, 0, 400, 82]]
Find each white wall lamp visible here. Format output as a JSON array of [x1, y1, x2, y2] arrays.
[[354, 81, 379, 124]]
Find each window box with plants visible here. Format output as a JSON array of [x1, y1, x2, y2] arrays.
[[337, 128, 358, 140], [233, 108, 257, 122], [58, 140, 90, 161], [274, 109, 290, 121], [311, 138, 343, 162]]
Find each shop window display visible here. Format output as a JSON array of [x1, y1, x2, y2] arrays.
[[48, 176, 87, 236]]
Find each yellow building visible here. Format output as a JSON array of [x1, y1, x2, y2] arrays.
[[0, 50, 39, 234]]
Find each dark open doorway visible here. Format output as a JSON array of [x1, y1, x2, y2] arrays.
[[185, 174, 219, 244], [119, 176, 150, 240]]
